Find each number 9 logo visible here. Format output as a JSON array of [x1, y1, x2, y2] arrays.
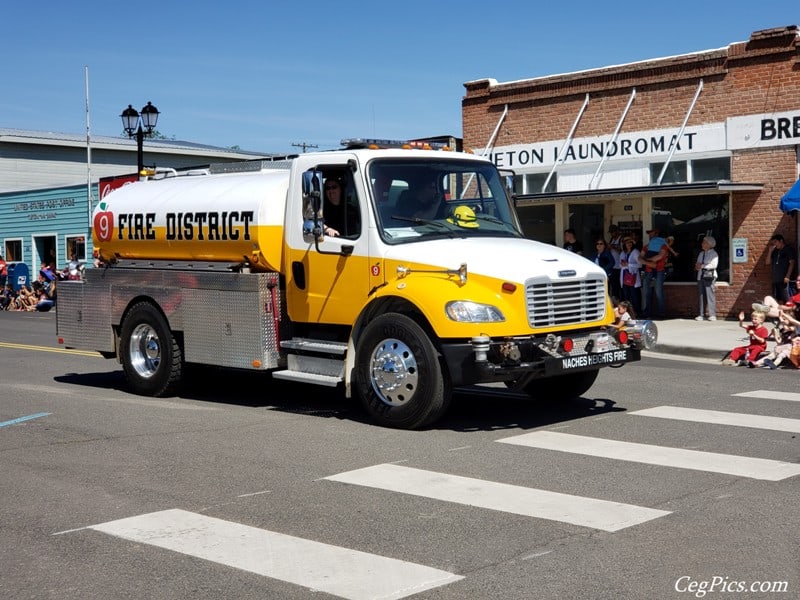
[[93, 210, 114, 242]]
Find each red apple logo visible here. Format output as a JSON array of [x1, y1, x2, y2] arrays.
[[94, 201, 114, 242]]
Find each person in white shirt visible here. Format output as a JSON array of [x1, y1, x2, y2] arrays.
[[619, 237, 641, 317], [695, 236, 719, 321]]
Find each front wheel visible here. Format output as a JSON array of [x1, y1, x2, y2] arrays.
[[521, 369, 599, 402], [120, 301, 183, 397], [355, 313, 449, 429]]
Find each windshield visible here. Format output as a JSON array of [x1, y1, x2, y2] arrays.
[[368, 158, 523, 244]]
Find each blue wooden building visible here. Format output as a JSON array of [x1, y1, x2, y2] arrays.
[[1, 183, 92, 288]]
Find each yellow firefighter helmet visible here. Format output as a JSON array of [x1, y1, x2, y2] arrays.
[[447, 205, 479, 228]]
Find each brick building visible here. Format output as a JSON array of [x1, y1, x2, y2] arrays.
[[462, 25, 800, 318]]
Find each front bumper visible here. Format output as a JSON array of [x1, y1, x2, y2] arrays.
[[441, 327, 646, 387]]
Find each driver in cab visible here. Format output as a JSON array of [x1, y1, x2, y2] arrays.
[[402, 176, 446, 220]]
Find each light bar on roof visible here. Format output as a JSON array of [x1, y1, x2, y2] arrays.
[[340, 138, 450, 151]]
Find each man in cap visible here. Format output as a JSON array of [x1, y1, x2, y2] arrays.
[[638, 227, 668, 319]]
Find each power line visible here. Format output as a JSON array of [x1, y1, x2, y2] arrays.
[[292, 142, 318, 153]]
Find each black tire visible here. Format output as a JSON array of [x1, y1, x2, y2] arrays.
[[355, 313, 449, 429], [521, 369, 599, 402], [120, 301, 183, 397]]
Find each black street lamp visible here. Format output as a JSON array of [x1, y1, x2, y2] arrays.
[[121, 101, 160, 176]]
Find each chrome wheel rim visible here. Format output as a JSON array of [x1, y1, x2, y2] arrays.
[[369, 338, 418, 407], [129, 323, 161, 379]]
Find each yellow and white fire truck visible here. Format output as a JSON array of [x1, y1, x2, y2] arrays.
[[56, 139, 652, 429]]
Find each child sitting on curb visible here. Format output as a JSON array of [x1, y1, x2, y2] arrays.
[[748, 309, 797, 369], [722, 309, 769, 366]]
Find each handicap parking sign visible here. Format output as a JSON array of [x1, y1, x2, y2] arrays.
[[732, 238, 748, 263]]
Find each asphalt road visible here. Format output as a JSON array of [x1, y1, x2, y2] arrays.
[[1, 311, 798, 599]]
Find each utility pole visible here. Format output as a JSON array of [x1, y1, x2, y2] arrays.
[[292, 142, 318, 153]]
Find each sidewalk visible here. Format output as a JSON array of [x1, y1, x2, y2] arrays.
[[647, 318, 746, 361]]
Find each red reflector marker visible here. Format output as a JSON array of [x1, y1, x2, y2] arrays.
[[618, 330, 628, 344], [501, 282, 516, 293], [561, 338, 574, 352]]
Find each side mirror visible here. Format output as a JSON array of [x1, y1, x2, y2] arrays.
[[302, 170, 323, 209], [302, 170, 324, 237]]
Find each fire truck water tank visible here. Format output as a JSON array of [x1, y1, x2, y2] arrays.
[[92, 169, 290, 272]]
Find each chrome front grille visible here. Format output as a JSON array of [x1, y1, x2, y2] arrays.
[[526, 275, 607, 327]]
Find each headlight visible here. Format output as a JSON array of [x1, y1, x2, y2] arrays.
[[445, 301, 505, 322]]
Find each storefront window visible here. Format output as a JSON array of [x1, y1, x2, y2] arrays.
[[652, 194, 729, 283], [691, 157, 731, 182], [650, 161, 687, 184], [649, 157, 731, 183], [515, 173, 557, 194]]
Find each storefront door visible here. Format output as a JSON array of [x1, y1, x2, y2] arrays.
[[568, 203, 604, 251]]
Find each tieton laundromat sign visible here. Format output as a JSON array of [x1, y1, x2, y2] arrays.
[[488, 110, 800, 170], [489, 124, 726, 169]]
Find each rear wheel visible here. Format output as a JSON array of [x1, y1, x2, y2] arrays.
[[120, 302, 183, 397], [355, 313, 449, 429]]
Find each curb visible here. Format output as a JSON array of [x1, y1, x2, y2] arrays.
[[649, 343, 727, 361]]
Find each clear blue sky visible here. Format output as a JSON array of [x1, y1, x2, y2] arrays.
[[3, 1, 796, 155]]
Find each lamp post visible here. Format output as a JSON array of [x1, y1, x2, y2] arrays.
[[121, 101, 160, 176]]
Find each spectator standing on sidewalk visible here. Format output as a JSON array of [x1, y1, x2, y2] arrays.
[[607, 224, 623, 300], [0, 254, 6, 289], [639, 228, 668, 319], [562, 228, 584, 255], [694, 236, 719, 321], [765, 234, 795, 304], [663, 236, 679, 279], [588, 237, 614, 280], [619, 237, 641, 316]]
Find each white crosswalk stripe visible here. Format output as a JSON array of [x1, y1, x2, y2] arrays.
[[88, 509, 463, 600], [84, 397, 800, 592], [325, 463, 670, 532], [732, 390, 800, 402], [497, 430, 800, 481], [630, 405, 800, 433]]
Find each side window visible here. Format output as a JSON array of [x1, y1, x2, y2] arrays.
[[323, 171, 362, 239]]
